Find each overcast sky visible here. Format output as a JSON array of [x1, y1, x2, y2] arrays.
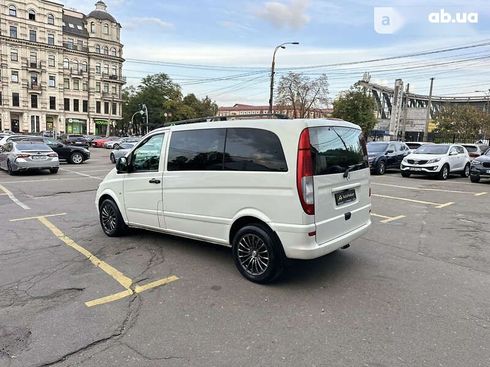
[[65, 0, 490, 106]]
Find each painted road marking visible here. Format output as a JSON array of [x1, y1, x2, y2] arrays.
[[372, 194, 454, 209], [0, 184, 30, 210], [371, 213, 406, 223], [372, 182, 487, 197], [59, 168, 103, 180], [0, 177, 97, 185], [10, 214, 179, 307]]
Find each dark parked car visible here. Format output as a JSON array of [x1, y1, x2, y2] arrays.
[[470, 147, 490, 183], [61, 134, 89, 148], [367, 141, 410, 175], [44, 138, 90, 164]]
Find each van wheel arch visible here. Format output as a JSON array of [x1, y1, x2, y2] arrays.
[[229, 216, 285, 257]]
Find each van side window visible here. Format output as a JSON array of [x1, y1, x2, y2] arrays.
[[224, 128, 287, 172], [131, 134, 164, 172], [167, 129, 225, 171]]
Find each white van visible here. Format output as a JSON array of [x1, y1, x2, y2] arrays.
[[96, 117, 372, 283]]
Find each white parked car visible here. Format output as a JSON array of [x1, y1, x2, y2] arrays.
[[400, 144, 470, 180], [96, 117, 372, 283]]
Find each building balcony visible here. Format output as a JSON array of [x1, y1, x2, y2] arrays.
[[71, 69, 86, 78], [101, 73, 126, 84], [63, 43, 89, 52], [26, 62, 42, 71], [28, 83, 42, 93]]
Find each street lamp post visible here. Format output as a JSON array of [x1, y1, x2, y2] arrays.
[[268, 42, 299, 115]]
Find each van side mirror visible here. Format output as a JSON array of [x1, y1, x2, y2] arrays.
[[116, 157, 128, 173], [386, 150, 394, 154]]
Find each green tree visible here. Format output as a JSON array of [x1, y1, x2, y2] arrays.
[[433, 104, 490, 138], [275, 72, 329, 118], [332, 87, 377, 136]]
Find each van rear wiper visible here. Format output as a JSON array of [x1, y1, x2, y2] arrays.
[[343, 163, 364, 178]]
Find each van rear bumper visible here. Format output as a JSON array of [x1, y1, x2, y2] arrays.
[[276, 220, 371, 260]]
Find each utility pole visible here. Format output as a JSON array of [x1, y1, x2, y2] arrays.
[[401, 83, 409, 141], [423, 77, 434, 142], [142, 104, 148, 134]]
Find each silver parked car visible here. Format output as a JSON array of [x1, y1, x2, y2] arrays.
[[109, 142, 137, 163], [0, 141, 59, 175], [105, 137, 140, 150]]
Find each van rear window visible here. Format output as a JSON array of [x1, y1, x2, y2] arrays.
[[308, 126, 367, 175]]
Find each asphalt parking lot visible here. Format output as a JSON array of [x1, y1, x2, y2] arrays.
[[0, 149, 489, 367]]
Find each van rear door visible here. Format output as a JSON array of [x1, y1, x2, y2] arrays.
[[308, 126, 370, 245]]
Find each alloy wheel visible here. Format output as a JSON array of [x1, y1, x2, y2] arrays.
[[237, 234, 270, 276], [72, 153, 83, 164], [101, 204, 117, 233]]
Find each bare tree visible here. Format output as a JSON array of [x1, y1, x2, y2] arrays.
[[275, 72, 329, 118]]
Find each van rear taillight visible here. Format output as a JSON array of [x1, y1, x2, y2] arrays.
[[297, 128, 315, 215]]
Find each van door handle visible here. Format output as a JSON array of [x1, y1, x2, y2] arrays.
[[149, 178, 161, 184]]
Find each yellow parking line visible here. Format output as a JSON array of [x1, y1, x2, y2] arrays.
[[0, 183, 30, 210], [371, 213, 406, 223], [372, 194, 454, 209], [10, 212, 67, 222], [134, 275, 179, 293], [372, 182, 487, 196], [85, 289, 134, 308]]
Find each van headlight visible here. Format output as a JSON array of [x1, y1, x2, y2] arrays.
[[427, 158, 441, 164]]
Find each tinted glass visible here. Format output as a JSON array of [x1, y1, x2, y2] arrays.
[[131, 134, 164, 172], [120, 143, 135, 149], [367, 143, 387, 152], [168, 129, 225, 171], [17, 144, 51, 151], [456, 146, 465, 154], [462, 145, 477, 153], [485, 149, 490, 156], [415, 145, 449, 154], [224, 128, 287, 172], [309, 126, 368, 175], [406, 143, 421, 149]]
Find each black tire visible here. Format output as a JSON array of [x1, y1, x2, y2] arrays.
[[470, 175, 480, 183], [49, 168, 59, 174], [70, 152, 84, 164], [438, 164, 450, 180], [461, 163, 470, 178], [7, 160, 15, 176], [375, 161, 386, 175], [99, 199, 127, 237], [110, 153, 116, 163], [232, 224, 284, 284], [401, 171, 411, 178]]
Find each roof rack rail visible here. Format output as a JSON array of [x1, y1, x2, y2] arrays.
[[161, 113, 290, 127]]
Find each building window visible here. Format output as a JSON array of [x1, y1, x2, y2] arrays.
[[47, 14, 54, 25], [112, 103, 117, 115], [95, 44, 100, 53], [111, 47, 117, 57], [48, 55, 55, 67], [10, 26, 17, 38], [96, 63, 101, 74], [31, 95, 38, 109], [64, 78, 70, 89], [103, 83, 109, 93], [112, 85, 117, 95], [90, 22, 95, 33], [11, 50, 18, 61], [77, 39, 83, 50], [81, 62, 88, 72], [28, 9, 36, 21], [49, 75, 56, 87], [11, 71, 19, 83], [73, 99, 79, 112], [64, 98, 70, 111], [73, 79, 79, 90], [83, 100, 88, 113], [12, 93, 20, 107], [63, 58, 69, 69], [31, 73, 38, 86], [103, 46, 108, 55], [104, 102, 109, 114], [96, 82, 101, 92], [111, 65, 117, 76], [67, 38, 73, 49], [73, 60, 79, 72], [103, 64, 109, 74], [82, 81, 88, 91], [30, 52, 37, 67], [9, 5, 16, 17], [96, 101, 101, 113], [29, 29, 36, 42], [31, 116, 40, 132], [49, 96, 56, 110], [103, 23, 109, 34], [48, 33, 54, 45]]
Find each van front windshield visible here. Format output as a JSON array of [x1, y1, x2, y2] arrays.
[[309, 126, 368, 175]]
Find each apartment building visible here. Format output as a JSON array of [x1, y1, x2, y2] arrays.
[[218, 104, 332, 119], [0, 0, 125, 135]]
